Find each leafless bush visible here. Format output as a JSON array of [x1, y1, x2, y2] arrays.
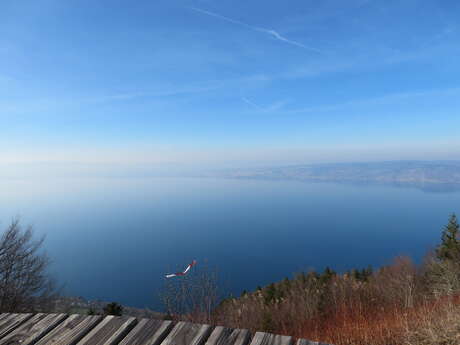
[[161, 261, 219, 324], [372, 256, 420, 308], [404, 296, 460, 345], [423, 252, 460, 298], [0, 218, 57, 312]]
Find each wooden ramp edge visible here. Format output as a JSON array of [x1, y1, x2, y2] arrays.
[[0, 313, 332, 345]]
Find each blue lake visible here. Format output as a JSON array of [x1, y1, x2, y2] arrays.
[[1, 177, 460, 310]]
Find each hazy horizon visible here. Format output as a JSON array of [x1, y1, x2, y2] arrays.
[[1, 158, 460, 180]]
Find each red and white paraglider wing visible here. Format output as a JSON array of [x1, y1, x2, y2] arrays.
[[165, 260, 197, 278]]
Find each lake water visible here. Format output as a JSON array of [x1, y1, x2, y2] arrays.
[[1, 177, 460, 310]]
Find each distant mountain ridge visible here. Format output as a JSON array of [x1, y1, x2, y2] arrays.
[[214, 160, 460, 192]]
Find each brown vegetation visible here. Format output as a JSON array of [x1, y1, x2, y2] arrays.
[[161, 261, 219, 324], [164, 214, 460, 345], [211, 255, 460, 345]]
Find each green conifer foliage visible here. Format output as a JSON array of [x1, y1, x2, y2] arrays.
[[264, 283, 277, 304], [436, 214, 460, 261], [103, 302, 123, 316], [320, 267, 336, 283]]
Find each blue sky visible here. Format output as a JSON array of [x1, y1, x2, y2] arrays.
[[1, 0, 460, 171]]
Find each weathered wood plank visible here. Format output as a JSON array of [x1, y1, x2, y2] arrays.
[[35, 314, 103, 345], [160, 321, 213, 345], [205, 326, 251, 345], [0, 313, 329, 345], [0, 313, 34, 339], [249, 332, 293, 345], [0, 313, 67, 345], [0, 314, 18, 328], [0, 314, 15, 331], [296, 339, 332, 345], [76, 315, 137, 345], [0, 314, 15, 334], [118, 319, 173, 345]]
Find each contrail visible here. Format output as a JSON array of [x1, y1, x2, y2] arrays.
[[241, 97, 263, 109], [189, 7, 322, 54]]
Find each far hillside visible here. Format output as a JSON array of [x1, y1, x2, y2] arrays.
[[214, 160, 460, 192]]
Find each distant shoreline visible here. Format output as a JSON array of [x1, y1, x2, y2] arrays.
[[208, 160, 460, 193]]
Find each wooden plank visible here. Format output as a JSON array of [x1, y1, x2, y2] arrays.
[[160, 321, 213, 345], [0, 314, 14, 335], [35, 314, 103, 345], [119, 319, 173, 345], [76, 315, 137, 345], [0, 313, 67, 345], [205, 326, 251, 345], [0, 313, 34, 339], [0, 314, 17, 328], [249, 332, 293, 345], [296, 339, 332, 345]]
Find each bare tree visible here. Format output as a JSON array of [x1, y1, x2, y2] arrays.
[[161, 261, 219, 324], [423, 252, 460, 298], [372, 256, 419, 308], [0, 219, 56, 312]]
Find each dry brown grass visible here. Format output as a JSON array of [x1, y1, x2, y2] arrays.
[[405, 296, 460, 345], [211, 256, 460, 345], [280, 295, 460, 345]]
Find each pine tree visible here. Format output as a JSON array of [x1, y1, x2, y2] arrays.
[[103, 302, 123, 316], [352, 269, 361, 281], [320, 266, 336, 283], [361, 265, 373, 281], [436, 214, 460, 261], [264, 283, 277, 304]]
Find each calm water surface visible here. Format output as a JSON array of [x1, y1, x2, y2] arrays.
[[1, 177, 460, 309]]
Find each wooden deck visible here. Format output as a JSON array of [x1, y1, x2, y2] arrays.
[[0, 313, 330, 345]]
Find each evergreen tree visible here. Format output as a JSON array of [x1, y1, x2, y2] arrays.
[[103, 302, 123, 316], [264, 283, 277, 304], [352, 269, 361, 281], [320, 266, 336, 283], [436, 214, 460, 261]]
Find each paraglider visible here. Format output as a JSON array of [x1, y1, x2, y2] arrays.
[[165, 260, 197, 278]]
